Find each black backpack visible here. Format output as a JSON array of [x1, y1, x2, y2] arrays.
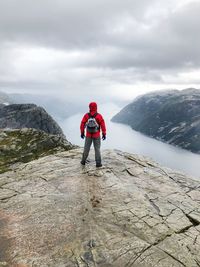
[[86, 113, 100, 133]]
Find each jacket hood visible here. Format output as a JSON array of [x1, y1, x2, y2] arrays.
[[89, 102, 97, 115]]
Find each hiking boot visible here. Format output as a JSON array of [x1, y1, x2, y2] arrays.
[[96, 163, 102, 168], [80, 161, 85, 165]]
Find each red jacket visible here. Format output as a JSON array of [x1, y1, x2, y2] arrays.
[[80, 102, 106, 138]]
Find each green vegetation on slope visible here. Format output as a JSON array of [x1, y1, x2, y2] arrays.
[[0, 128, 74, 173]]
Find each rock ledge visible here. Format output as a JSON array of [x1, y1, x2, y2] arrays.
[[0, 148, 200, 266]]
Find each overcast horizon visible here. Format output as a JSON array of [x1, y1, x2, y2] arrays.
[[0, 0, 200, 102]]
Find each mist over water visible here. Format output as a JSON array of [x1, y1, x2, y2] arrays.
[[60, 102, 200, 180]]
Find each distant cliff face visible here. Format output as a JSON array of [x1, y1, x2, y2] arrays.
[[0, 103, 65, 137], [112, 88, 200, 154], [0, 148, 200, 266]]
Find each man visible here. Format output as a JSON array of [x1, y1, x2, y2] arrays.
[[80, 102, 106, 167]]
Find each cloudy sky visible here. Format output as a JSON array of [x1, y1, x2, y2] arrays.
[[0, 0, 200, 102]]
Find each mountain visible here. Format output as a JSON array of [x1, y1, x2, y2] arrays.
[[0, 103, 65, 137], [0, 147, 200, 266], [1, 90, 86, 121], [112, 88, 200, 154]]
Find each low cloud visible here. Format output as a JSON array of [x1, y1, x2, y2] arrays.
[[0, 0, 199, 101]]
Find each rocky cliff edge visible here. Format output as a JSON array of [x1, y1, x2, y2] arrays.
[[0, 104, 65, 137], [0, 128, 74, 174], [0, 148, 200, 266]]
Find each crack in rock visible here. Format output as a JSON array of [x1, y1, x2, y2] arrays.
[[159, 248, 187, 266], [145, 194, 160, 214]]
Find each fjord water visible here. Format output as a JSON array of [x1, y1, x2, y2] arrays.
[[60, 103, 200, 179]]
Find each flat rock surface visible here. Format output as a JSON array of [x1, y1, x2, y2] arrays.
[[0, 148, 200, 266]]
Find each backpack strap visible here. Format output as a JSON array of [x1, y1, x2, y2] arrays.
[[88, 112, 98, 118]]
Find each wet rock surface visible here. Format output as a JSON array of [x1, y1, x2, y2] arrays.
[[0, 148, 200, 266]]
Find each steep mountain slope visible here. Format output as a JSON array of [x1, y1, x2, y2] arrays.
[[0, 148, 200, 266], [112, 88, 200, 153], [0, 103, 65, 137]]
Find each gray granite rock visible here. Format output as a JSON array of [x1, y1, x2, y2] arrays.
[[0, 103, 65, 137], [0, 148, 200, 266]]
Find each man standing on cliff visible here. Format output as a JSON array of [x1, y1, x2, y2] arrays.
[[80, 102, 106, 167]]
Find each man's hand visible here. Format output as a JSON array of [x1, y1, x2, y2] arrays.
[[81, 133, 85, 139], [102, 134, 106, 140]]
